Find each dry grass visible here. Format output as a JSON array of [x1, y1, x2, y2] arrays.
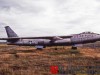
[[0, 44, 99, 75]]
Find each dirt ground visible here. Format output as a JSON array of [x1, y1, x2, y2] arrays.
[[0, 44, 99, 75]]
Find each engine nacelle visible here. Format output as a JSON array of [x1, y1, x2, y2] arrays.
[[54, 38, 71, 44]]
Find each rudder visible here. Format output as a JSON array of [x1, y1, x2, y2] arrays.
[[5, 26, 18, 37]]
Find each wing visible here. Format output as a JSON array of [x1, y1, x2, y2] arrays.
[[19, 35, 72, 39], [0, 35, 72, 40]]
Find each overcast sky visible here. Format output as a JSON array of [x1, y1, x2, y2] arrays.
[[0, 0, 100, 37]]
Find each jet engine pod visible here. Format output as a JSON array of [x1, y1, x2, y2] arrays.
[[65, 38, 71, 43], [54, 38, 71, 44], [53, 36, 63, 41], [35, 45, 44, 50]]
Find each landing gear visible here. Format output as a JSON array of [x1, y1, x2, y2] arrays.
[[55, 47, 58, 50], [71, 46, 77, 50], [43, 46, 46, 48], [70, 46, 79, 54]]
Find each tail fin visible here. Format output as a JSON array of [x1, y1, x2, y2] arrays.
[[5, 26, 18, 37], [5, 26, 19, 43]]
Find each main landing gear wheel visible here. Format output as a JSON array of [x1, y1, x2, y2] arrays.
[[71, 46, 77, 50], [70, 46, 79, 54]]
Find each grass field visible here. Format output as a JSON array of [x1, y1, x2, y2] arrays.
[[0, 44, 99, 75]]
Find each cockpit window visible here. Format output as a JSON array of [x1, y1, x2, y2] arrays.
[[80, 32, 95, 34]]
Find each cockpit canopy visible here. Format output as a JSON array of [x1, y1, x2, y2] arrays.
[[80, 32, 96, 34]]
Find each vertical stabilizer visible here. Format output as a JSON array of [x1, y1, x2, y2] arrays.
[[5, 26, 18, 37]]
